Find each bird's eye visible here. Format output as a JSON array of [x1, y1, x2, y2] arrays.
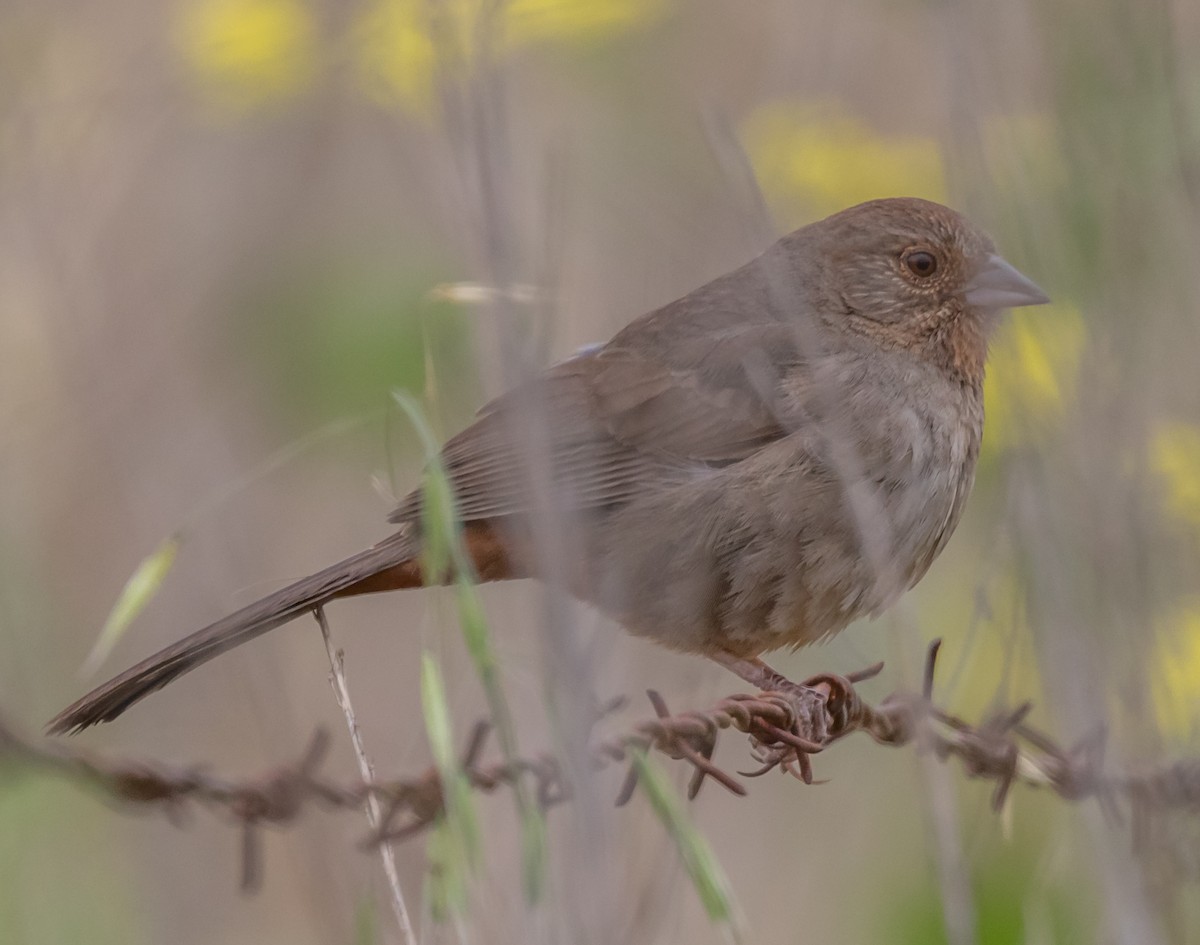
[[903, 250, 938, 279]]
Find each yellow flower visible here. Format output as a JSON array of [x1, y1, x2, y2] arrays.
[[1154, 605, 1200, 739], [355, 0, 438, 111], [982, 303, 1086, 457], [356, 0, 663, 111], [1152, 423, 1200, 532], [742, 102, 947, 225], [180, 0, 316, 109], [506, 0, 660, 45]]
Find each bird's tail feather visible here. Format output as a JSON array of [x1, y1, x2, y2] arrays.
[[48, 532, 419, 734]]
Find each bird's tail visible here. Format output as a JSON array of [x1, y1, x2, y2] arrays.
[[47, 532, 424, 734]]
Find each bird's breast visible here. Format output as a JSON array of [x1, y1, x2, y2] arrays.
[[754, 374, 983, 650], [876, 382, 983, 593]]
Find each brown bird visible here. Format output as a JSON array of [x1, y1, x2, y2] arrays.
[[49, 197, 1048, 735]]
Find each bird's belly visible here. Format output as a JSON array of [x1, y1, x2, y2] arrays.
[[581, 408, 979, 658], [713, 425, 978, 655]]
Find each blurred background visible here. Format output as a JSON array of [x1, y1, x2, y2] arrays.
[[3, 0, 1200, 942]]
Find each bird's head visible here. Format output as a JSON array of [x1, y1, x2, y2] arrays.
[[799, 197, 1049, 381]]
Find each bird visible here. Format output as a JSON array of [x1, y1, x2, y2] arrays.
[[48, 197, 1049, 735]]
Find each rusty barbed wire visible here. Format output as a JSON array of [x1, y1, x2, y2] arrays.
[[4, 641, 1200, 889]]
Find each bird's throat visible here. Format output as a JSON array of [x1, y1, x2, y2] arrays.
[[936, 312, 988, 386], [845, 306, 988, 386]]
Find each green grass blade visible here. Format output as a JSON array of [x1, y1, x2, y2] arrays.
[[79, 534, 181, 678], [352, 896, 378, 945], [420, 652, 480, 921], [632, 750, 742, 937], [395, 390, 548, 904]]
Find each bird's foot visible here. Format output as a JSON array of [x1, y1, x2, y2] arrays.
[[742, 681, 829, 783], [713, 652, 893, 781]]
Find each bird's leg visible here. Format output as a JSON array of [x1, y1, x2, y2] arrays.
[[710, 651, 801, 693]]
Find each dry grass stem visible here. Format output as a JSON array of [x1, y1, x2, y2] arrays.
[[314, 606, 417, 945]]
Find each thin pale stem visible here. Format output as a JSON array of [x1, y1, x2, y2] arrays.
[[314, 606, 417, 945]]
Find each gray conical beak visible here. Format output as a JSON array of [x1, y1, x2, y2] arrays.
[[964, 254, 1050, 310]]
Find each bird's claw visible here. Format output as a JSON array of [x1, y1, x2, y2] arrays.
[[744, 682, 829, 782]]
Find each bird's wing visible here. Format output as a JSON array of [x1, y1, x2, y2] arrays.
[[389, 255, 815, 524]]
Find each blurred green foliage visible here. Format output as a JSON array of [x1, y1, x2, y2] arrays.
[[353, 896, 380, 945], [0, 778, 139, 944], [881, 791, 1095, 944], [231, 255, 479, 435]]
